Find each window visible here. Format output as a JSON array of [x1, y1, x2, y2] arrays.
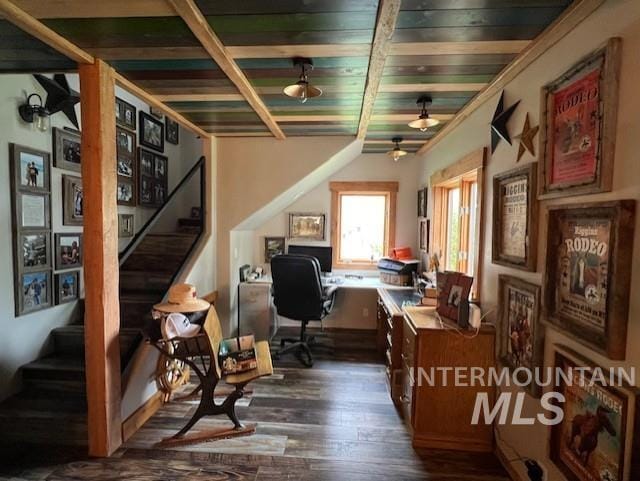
[[330, 182, 398, 269], [431, 149, 485, 300]]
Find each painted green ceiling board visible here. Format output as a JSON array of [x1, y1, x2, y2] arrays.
[[217, 30, 374, 46], [385, 53, 518, 67], [392, 25, 546, 43], [400, 0, 570, 10], [196, 0, 379, 15], [205, 13, 376, 33], [382, 64, 507, 76], [111, 59, 221, 71], [236, 57, 372, 69], [395, 7, 567, 28]]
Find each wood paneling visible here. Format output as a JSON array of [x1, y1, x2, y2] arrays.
[[78, 59, 122, 457]]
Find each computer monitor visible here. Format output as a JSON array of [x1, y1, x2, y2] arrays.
[[287, 245, 333, 273]]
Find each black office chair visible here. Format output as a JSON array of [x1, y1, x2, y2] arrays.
[[270, 254, 338, 367]]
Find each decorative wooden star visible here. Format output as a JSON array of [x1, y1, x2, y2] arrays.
[[514, 113, 539, 162], [491, 91, 520, 153], [34, 73, 80, 129]]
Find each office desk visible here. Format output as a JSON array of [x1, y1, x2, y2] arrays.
[[249, 273, 413, 290]]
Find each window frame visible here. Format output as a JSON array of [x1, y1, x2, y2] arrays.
[[329, 181, 398, 270], [430, 149, 486, 301]]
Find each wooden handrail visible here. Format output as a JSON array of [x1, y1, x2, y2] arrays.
[[119, 156, 206, 266]]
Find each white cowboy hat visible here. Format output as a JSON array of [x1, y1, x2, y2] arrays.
[[160, 312, 201, 340]]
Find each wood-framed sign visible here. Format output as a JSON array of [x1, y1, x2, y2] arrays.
[[492, 162, 538, 271], [549, 345, 640, 481], [497, 275, 543, 397], [542, 200, 635, 360], [538, 38, 621, 199]]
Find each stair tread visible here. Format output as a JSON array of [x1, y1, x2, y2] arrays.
[[23, 355, 85, 372]]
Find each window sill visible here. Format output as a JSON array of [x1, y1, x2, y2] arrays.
[[334, 262, 378, 270]]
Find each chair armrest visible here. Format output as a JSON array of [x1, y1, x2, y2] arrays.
[[323, 284, 339, 300]]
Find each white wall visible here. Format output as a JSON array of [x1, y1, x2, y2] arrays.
[[252, 152, 420, 329], [416, 2, 640, 479]]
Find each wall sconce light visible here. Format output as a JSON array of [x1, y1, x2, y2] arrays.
[[18, 93, 50, 132]]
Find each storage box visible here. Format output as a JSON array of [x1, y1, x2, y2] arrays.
[[218, 335, 257, 375], [380, 271, 411, 286]]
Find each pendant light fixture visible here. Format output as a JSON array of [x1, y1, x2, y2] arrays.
[[408, 95, 439, 132], [283, 57, 322, 103], [387, 137, 408, 162]]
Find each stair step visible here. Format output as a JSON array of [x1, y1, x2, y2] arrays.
[[22, 355, 86, 383], [121, 254, 186, 273], [120, 270, 173, 293], [178, 217, 202, 227], [52, 325, 143, 358]]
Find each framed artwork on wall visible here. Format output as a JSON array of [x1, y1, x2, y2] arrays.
[[115, 97, 136, 131], [62, 174, 83, 226], [417, 187, 427, 218], [492, 162, 538, 271], [539, 38, 621, 199], [52, 127, 81, 172], [55, 233, 82, 270], [15, 192, 51, 230], [166, 117, 179, 145], [288, 213, 325, 241], [10, 143, 50, 194], [497, 275, 543, 397], [55, 270, 80, 305], [542, 200, 635, 360], [549, 345, 640, 481], [17, 270, 52, 315], [118, 214, 134, 238], [117, 179, 135, 207], [264, 237, 285, 263], [436, 271, 473, 322], [139, 175, 154, 207], [116, 127, 136, 163], [139, 111, 164, 153], [418, 218, 427, 252], [19, 231, 51, 273]]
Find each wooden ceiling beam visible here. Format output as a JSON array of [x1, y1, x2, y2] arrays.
[[113, 72, 209, 138], [356, 0, 402, 140], [9, 0, 174, 18], [416, 0, 604, 155], [0, 0, 94, 63], [167, 0, 285, 140]]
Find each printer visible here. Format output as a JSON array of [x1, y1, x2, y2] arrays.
[[377, 257, 419, 286]]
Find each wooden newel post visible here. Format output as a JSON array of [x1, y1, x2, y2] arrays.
[[79, 59, 122, 457]]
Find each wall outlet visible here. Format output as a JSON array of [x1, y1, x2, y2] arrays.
[[362, 308, 369, 317]]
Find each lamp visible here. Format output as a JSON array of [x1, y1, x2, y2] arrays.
[[283, 57, 322, 103], [408, 95, 439, 132], [387, 137, 408, 162], [18, 93, 50, 132]]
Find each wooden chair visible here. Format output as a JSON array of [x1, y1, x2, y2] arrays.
[[150, 306, 273, 447]]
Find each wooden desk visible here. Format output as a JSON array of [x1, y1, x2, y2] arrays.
[[377, 290, 496, 453]]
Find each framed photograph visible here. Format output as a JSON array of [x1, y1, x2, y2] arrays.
[[426, 219, 430, 253], [436, 271, 473, 322], [115, 97, 136, 131], [497, 275, 543, 397], [117, 157, 134, 179], [150, 106, 164, 119], [117, 179, 135, 207], [62, 175, 83, 226], [549, 345, 640, 481], [154, 154, 168, 181], [492, 163, 538, 271], [153, 181, 166, 205], [10, 143, 50, 193], [55, 233, 82, 270], [116, 126, 136, 162], [52, 127, 81, 172], [139, 111, 164, 153], [288, 213, 325, 241], [418, 218, 427, 252], [166, 117, 179, 145], [138, 148, 154, 177], [139, 175, 154, 207], [118, 214, 134, 238], [55, 270, 80, 305], [417, 187, 427, 218], [17, 270, 52, 315], [16, 192, 50, 230], [543, 200, 635, 360], [539, 38, 621, 199], [264, 236, 285, 263], [18, 231, 51, 272]]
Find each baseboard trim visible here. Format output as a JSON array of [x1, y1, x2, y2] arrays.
[[122, 390, 164, 442], [495, 443, 525, 481]]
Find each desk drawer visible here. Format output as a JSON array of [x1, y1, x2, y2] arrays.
[[400, 364, 414, 425], [402, 316, 417, 370]]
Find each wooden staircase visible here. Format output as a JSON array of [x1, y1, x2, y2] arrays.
[[0, 212, 202, 447]]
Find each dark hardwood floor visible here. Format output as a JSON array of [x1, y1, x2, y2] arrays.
[[0, 328, 510, 481]]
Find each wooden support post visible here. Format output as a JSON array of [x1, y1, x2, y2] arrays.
[[79, 59, 122, 457]]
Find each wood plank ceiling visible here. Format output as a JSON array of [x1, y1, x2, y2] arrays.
[[2, 0, 571, 153]]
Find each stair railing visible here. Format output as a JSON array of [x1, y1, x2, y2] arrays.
[[119, 156, 206, 267]]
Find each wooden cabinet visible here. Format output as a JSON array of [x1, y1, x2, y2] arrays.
[[400, 306, 496, 452], [377, 288, 408, 405]]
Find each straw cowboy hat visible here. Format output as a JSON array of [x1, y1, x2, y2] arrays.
[[153, 283, 210, 314]]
